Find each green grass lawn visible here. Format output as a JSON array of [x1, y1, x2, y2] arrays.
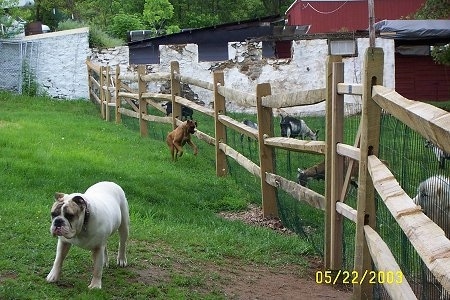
[[0, 91, 312, 299]]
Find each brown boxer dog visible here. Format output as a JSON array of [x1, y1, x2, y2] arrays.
[[166, 120, 198, 161]]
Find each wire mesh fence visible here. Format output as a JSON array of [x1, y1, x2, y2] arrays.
[[0, 40, 38, 95]]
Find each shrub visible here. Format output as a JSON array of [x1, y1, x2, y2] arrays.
[[57, 19, 124, 48]]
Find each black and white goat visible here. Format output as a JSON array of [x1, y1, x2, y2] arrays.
[[280, 115, 318, 140], [162, 102, 193, 121], [425, 140, 450, 169]]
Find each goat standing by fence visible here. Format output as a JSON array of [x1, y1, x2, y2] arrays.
[[280, 115, 319, 140]]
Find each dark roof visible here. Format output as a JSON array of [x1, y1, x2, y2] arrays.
[[374, 20, 450, 40], [128, 15, 284, 47]]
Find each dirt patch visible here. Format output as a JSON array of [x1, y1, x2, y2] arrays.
[[218, 204, 294, 235], [129, 205, 352, 299], [215, 204, 352, 299]]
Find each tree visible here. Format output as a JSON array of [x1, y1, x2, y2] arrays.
[[108, 13, 144, 41], [143, 0, 174, 32], [414, 0, 450, 66]]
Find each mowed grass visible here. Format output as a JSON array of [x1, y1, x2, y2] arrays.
[[0, 92, 311, 299]]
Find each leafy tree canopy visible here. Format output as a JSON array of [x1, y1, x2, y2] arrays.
[[414, 0, 450, 66]]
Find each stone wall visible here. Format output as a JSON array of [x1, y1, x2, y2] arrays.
[[113, 38, 394, 115], [22, 27, 91, 99]]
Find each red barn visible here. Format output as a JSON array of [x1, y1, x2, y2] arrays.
[[286, 1, 450, 102], [286, 0, 426, 33]]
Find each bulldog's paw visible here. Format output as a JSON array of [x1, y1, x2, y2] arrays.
[[117, 255, 127, 267], [46, 269, 60, 283], [88, 278, 102, 289]]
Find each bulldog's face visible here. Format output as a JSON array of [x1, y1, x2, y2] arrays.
[[50, 193, 87, 239]]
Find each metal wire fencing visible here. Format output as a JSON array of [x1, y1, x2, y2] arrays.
[[0, 40, 39, 95]]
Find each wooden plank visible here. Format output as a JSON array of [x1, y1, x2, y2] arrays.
[[368, 155, 450, 295], [90, 76, 100, 89], [217, 85, 256, 107], [336, 202, 357, 222], [372, 85, 450, 153], [336, 143, 360, 161], [265, 172, 325, 210], [330, 61, 344, 270], [85, 58, 101, 73], [218, 143, 261, 177], [170, 61, 181, 129], [214, 71, 227, 177], [256, 83, 278, 218], [364, 225, 417, 300], [141, 114, 172, 124], [175, 96, 215, 117], [115, 65, 121, 123], [142, 93, 172, 101], [138, 65, 148, 137], [354, 47, 384, 299], [218, 115, 259, 141], [174, 74, 214, 91], [337, 83, 363, 95], [118, 107, 139, 119], [324, 55, 342, 270], [194, 129, 215, 146], [118, 73, 138, 81], [261, 88, 326, 108], [140, 72, 170, 82], [264, 137, 326, 154], [118, 92, 139, 100]]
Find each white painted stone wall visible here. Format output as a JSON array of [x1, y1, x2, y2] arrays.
[[9, 27, 394, 115], [23, 27, 90, 99], [126, 37, 394, 115]]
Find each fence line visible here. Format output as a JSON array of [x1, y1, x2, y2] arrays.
[[86, 48, 450, 299]]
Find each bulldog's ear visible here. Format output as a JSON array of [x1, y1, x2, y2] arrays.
[[54, 193, 65, 202], [72, 195, 87, 208]]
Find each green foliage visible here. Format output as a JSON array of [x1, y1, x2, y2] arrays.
[[56, 18, 85, 30], [431, 44, 450, 66], [143, 0, 174, 30], [56, 19, 124, 48], [108, 13, 144, 40], [414, 0, 450, 19], [414, 0, 450, 66], [89, 26, 124, 48]]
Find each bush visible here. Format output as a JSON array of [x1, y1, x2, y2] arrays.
[[108, 13, 144, 41], [57, 19, 124, 48]]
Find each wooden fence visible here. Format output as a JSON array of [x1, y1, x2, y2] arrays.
[[86, 48, 450, 299]]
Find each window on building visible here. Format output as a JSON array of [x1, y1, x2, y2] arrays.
[[329, 39, 357, 56]]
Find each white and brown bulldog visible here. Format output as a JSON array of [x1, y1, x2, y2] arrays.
[[46, 181, 130, 289]]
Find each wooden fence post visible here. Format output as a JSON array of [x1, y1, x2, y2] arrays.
[[138, 65, 148, 137], [115, 65, 121, 124], [256, 83, 278, 218], [213, 71, 227, 177], [99, 65, 105, 119], [105, 65, 111, 122], [324, 55, 342, 270], [353, 47, 384, 299], [330, 61, 345, 270], [86, 57, 93, 103], [170, 61, 182, 128]]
